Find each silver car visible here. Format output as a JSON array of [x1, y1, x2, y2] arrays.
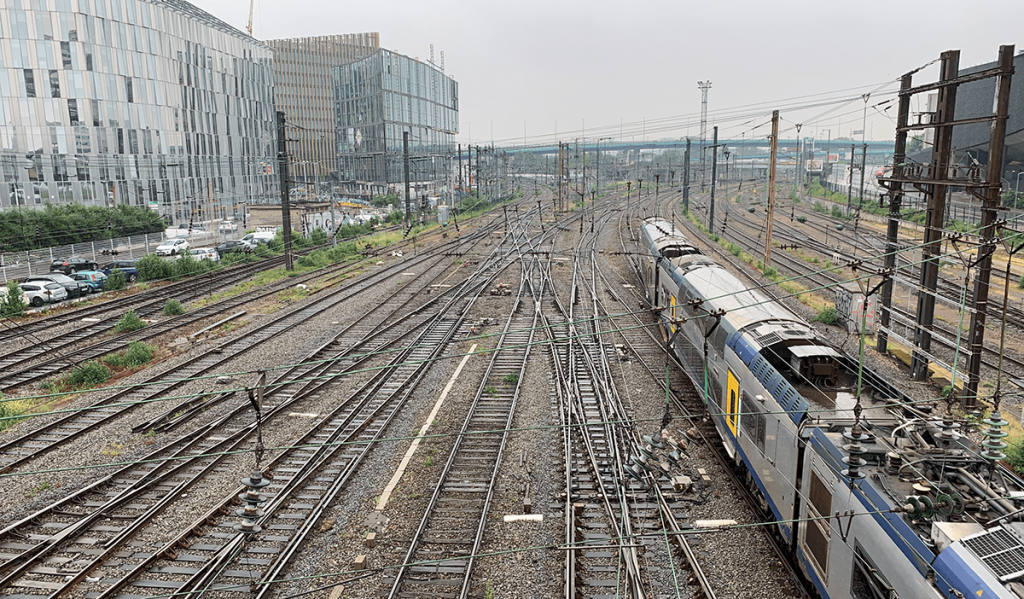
[[189, 247, 220, 262]]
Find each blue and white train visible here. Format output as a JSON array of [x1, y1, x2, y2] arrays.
[[639, 217, 1024, 599]]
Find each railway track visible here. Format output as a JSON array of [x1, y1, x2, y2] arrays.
[[0, 210, 526, 598], [0, 229, 491, 474]]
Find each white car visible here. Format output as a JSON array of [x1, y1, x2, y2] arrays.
[[156, 238, 190, 256], [190, 247, 220, 262], [18, 282, 68, 307], [218, 221, 238, 232]]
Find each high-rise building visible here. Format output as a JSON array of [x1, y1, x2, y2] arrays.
[[266, 34, 379, 187], [0, 0, 278, 225], [333, 49, 458, 200]]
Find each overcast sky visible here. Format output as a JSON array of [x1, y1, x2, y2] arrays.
[[193, 0, 1020, 147]]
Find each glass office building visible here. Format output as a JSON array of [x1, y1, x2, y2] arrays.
[[333, 49, 458, 199], [267, 33, 379, 183], [0, 0, 278, 225]]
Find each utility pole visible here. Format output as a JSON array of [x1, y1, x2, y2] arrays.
[[403, 131, 411, 225], [963, 44, 1015, 406], [709, 126, 718, 233], [877, 74, 913, 354], [697, 81, 712, 192], [683, 138, 690, 211], [847, 144, 855, 214], [910, 50, 959, 381], [276, 111, 293, 270], [765, 110, 779, 268], [858, 143, 867, 209]]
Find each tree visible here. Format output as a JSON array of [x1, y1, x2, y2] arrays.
[[907, 135, 924, 153], [1, 280, 27, 317]]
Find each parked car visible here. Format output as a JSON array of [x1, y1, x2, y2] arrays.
[[241, 232, 275, 245], [17, 282, 68, 306], [71, 270, 108, 293], [190, 248, 220, 262], [215, 240, 254, 255], [25, 273, 91, 299], [219, 220, 238, 232], [156, 238, 190, 256], [99, 260, 139, 283], [50, 256, 99, 274]]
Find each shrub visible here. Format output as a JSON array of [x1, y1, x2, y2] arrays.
[[173, 254, 213, 278], [115, 310, 146, 332], [103, 342, 153, 368], [221, 251, 257, 266], [67, 360, 111, 387], [1, 280, 27, 317], [136, 254, 174, 282], [309, 228, 328, 246], [813, 306, 840, 326], [122, 341, 154, 367], [103, 269, 127, 291], [255, 244, 273, 258], [163, 299, 184, 315]]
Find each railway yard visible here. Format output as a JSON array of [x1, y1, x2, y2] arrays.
[[4, 180, 1024, 599]]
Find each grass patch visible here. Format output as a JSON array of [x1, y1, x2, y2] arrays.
[[0, 393, 30, 432]]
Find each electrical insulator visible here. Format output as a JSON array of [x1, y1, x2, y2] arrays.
[[234, 470, 270, 534]]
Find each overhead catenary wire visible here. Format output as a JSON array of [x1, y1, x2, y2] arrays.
[[3, 201, 1022, 414]]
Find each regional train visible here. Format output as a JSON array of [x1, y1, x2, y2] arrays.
[[639, 217, 1024, 598]]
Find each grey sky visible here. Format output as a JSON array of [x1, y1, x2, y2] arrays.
[[192, 0, 1020, 147]]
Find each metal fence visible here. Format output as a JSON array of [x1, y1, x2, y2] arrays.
[[0, 229, 226, 283]]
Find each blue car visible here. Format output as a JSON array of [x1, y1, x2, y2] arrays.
[[99, 260, 139, 283], [71, 270, 108, 293]]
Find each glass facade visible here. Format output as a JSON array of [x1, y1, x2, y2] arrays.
[[0, 0, 278, 225], [267, 33, 379, 181], [333, 49, 458, 198]]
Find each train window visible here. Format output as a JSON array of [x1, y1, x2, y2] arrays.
[[741, 394, 766, 452], [711, 326, 727, 355], [711, 377, 724, 411], [851, 544, 896, 599]]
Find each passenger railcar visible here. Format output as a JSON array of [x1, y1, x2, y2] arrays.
[[639, 217, 1024, 599]]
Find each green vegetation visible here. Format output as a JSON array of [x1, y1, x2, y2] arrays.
[[103, 268, 127, 291], [813, 306, 840, 326], [0, 392, 29, 431], [103, 341, 155, 368], [0, 204, 164, 252], [27, 482, 51, 497], [115, 310, 146, 332], [502, 373, 519, 384], [136, 254, 175, 282], [163, 298, 184, 315], [1, 280, 27, 317], [67, 360, 111, 387]]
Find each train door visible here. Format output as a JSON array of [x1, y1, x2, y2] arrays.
[[726, 369, 740, 437], [669, 294, 677, 335]]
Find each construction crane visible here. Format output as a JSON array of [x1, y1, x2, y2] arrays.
[[245, 0, 254, 36]]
